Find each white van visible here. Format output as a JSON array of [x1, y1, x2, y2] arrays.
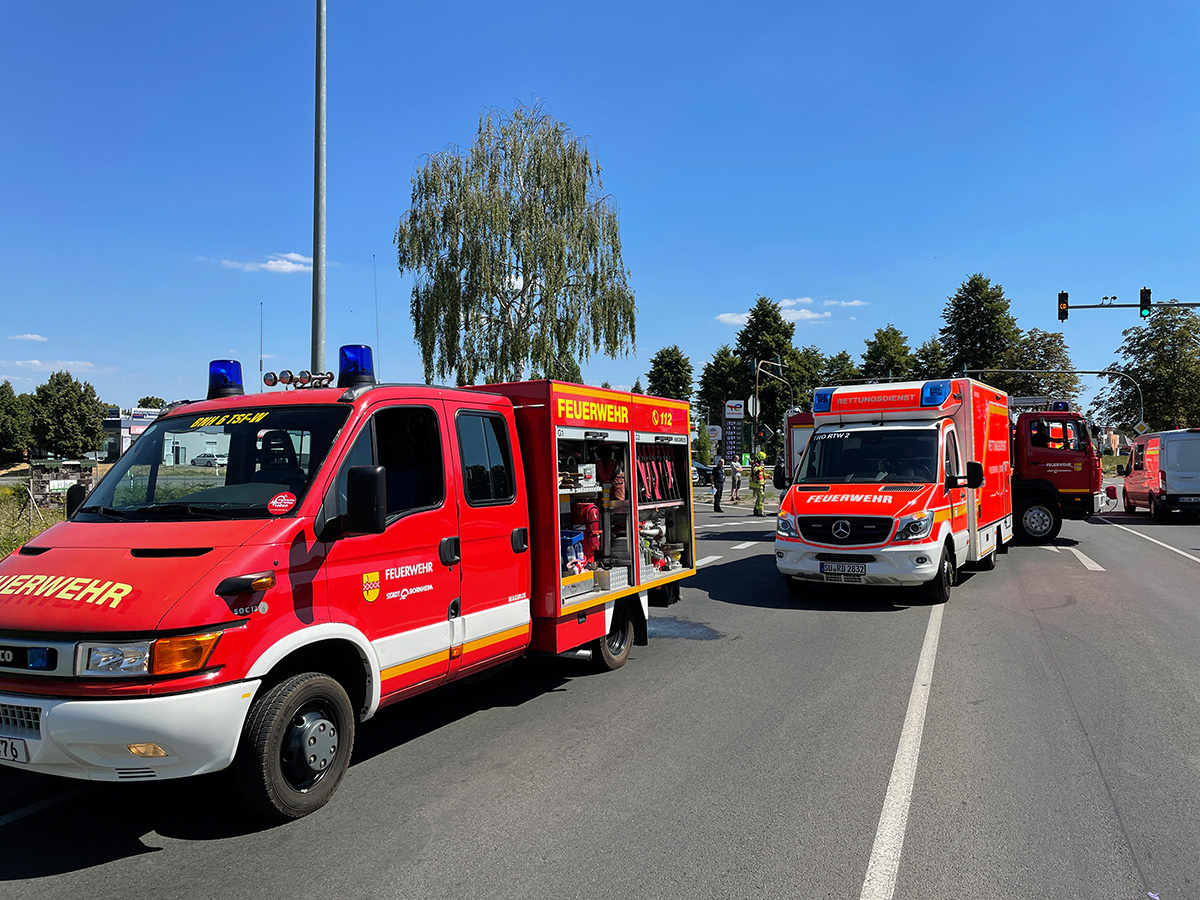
[[1118, 428, 1200, 518]]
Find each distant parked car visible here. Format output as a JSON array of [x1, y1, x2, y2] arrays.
[[691, 460, 712, 486], [190, 453, 227, 467]]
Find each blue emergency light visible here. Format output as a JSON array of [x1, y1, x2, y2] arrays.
[[920, 380, 952, 407], [1050, 400, 1071, 412], [337, 344, 376, 388], [812, 389, 833, 413], [207, 360, 245, 400]]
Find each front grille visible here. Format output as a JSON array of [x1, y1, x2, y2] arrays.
[[814, 553, 877, 563], [0, 702, 41, 735], [116, 768, 158, 780], [795, 516, 895, 546], [881, 485, 924, 492], [792, 485, 831, 492]]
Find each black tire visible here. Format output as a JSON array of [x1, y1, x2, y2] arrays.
[[1150, 494, 1168, 521], [1123, 489, 1136, 514], [997, 527, 1010, 554], [1017, 499, 1061, 543], [977, 533, 997, 571], [594, 602, 634, 670], [785, 575, 804, 597], [923, 545, 955, 603], [236, 672, 356, 820]]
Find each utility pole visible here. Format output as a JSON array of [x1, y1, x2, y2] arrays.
[[311, 0, 327, 374]]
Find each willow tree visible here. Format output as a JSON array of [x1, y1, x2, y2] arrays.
[[395, 102, 637, 385]]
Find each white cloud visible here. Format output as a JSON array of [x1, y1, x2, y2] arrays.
[[822, 299, 869, 307], [1, 359, 108, 373], [782, 309, 832, 323], [6, 334, 48, 342], [221, 252, 313, 273], [779, 297, 815, 308], [716, 312, 749, 325], [717, 303, 831, 325]]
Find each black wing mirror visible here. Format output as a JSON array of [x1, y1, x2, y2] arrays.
[[966, 461, 984, 489], [66, 483, 87, 517], [344, 465, 387, 535], [1115, 464, 1126, 477]]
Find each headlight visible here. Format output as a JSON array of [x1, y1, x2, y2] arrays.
[[776, 514, 797, 537], [77, 632, 221, 678], [896, 511, 934, 540]]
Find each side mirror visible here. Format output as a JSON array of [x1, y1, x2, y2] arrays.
[[344, 465, 386, 535], [773, 462, 787, 491], [1105, 485, 1118, 500], [965, 461, 984, 489], [945, 473, 969, 491], [66, 483, 86, 517], [1115, 464, 1126, 477]]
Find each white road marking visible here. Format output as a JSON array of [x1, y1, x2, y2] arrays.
[[859, 603, 945, 900], [731, 541, 757, 550], [1039, 545, 1061, 553], [1067, 547, 1106, 571], [0, 787, 88, 828], [1097, 517, 1200, 566], [695, 555, 722, 566]]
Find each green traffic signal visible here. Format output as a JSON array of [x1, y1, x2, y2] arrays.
[[1140, 287, 1152, 318]]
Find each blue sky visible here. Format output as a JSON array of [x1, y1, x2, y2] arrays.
[[3, 2, 1197, 412]]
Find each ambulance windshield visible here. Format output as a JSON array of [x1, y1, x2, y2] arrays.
[[796, 428, 939, 484], [79, 406, 350, 521]]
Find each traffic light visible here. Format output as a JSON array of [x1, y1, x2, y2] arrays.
[[1140, 287, 1152, 318], [754, 423, 774, 442], [1057, 291, 1069, 322]]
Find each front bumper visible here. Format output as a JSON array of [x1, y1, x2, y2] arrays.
[[774, 538, 940, 586], [0, 680, 260, 781]]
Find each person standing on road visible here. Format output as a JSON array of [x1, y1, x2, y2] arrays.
[[730, 457, 743, 502], [751, 452, 767, 516], [712, 457, 725, 512]]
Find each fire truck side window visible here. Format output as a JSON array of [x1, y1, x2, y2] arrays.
[[457, 412, 515, 505], [337, 406, 445, 519]]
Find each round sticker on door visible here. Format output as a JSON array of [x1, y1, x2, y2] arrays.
[[268, 492, 297, 515]]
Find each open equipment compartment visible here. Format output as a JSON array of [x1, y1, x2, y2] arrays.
[[633, 431, 695, 586]]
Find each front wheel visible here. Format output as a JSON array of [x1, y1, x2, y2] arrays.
[[923, 546, 955, 603], [594, 602, 634, 670], [1017, 499, 1061, 543], [236, 673, 356, 820]]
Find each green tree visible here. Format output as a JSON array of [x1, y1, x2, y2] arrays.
[[645, 345, 693, 401], [790, 345, 828, 400], [735, 297, 813, 451], [136, 395, 165, 408], [990, 329, 1082, 402], [0, 382, 33, 465], [698, 345, 744, 425], [600, 380, 611, 389], [939, 274, 1021, 377], [31, 371, 107, 458], [820, 350, 860, 385], [911, 336, 950, 380], [694, 425, 713, 465], [861, 324, 913, 380], [394, 101, 636, 385], [631, 377, 644, 394], [1088, 305, 1200, 430]]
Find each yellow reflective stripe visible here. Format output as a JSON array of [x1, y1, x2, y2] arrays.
[[462, 623, 529, 654], [380, 649, 448, 681], [1059, 488, 1092, 493]]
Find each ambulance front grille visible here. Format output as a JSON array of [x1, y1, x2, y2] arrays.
[[0, 702, 41, 735], [795, 516, 895, 546]]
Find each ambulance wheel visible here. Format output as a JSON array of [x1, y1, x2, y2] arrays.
[[1123, 490, 1136, 514], [977, 539, 997, 571], [236, 672, 356, 820], [923, 545, 955, 604], [1017, 499, 1061, 543], [594, 602, 634, 670]]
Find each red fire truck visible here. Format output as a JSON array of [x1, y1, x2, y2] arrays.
[[0, 347, 696, 819], [774, 379, 1105, 600]]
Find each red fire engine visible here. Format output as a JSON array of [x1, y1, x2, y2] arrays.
[[0, 347, 695, 819]]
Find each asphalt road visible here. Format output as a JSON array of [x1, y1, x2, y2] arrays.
[[2, 490, 1199, 899]]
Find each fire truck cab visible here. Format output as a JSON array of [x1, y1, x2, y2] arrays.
[[775, 379, 1012, 601]]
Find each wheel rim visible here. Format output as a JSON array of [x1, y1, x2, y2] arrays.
[[1022, 505, 1053, 538], [606, 606, 630, 656], [280, 701, 339, 792]]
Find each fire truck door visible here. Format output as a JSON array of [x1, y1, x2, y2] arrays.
[[449, 408, 531, 676], [323, 405, 456, 696]]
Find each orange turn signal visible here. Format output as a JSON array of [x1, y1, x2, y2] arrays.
[[151, 632, 222, 676], [250, 572, 276, 592]]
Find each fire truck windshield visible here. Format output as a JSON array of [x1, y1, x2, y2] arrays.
[[796, 428, 939, 485], [79, 406, 350, 521]]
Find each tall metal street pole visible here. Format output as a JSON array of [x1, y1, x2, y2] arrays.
[[311, 0, 327, 374]]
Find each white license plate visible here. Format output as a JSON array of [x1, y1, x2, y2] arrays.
[[0, 736, 28, 764], [820, 562, 867, 575], [1180, 497, 1200, 503]]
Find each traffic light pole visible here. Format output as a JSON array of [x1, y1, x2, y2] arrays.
[[753, 360, 793, 456], [1057, 287, 1199, 321], [963, 367, 1144, 430]]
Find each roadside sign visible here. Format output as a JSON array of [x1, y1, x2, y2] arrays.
[[745, 396, 760, 417], [1134, 421, 1150, 435], [706, 424, 722, 442], [724, 400, 744, 419]]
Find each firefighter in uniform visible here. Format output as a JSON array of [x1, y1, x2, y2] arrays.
[[751, 451, 767, 516]]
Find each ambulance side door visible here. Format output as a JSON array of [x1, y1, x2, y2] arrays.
[[323, 402, 458, 696], [447, 405, 531, 676]]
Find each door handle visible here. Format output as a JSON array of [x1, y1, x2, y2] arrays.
[[511, 527, 529, 553], [440, 536, 460, 566]]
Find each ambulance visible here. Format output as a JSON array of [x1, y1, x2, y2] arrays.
[[0, 347, 696, 819], [774, 378, 1012, 601]]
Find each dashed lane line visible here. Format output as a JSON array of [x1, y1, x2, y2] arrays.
[[695, 555, 723, 567], [1097, 517, 1200, 566], [1067, 547, 1106, 571], [731, 541, 757, 551]]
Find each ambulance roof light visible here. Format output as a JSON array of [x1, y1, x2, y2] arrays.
[[207, 360, 244, 400], [920, 379, 952, 407], [337, 344, 376, 388], [812, 389, 833, 414]]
